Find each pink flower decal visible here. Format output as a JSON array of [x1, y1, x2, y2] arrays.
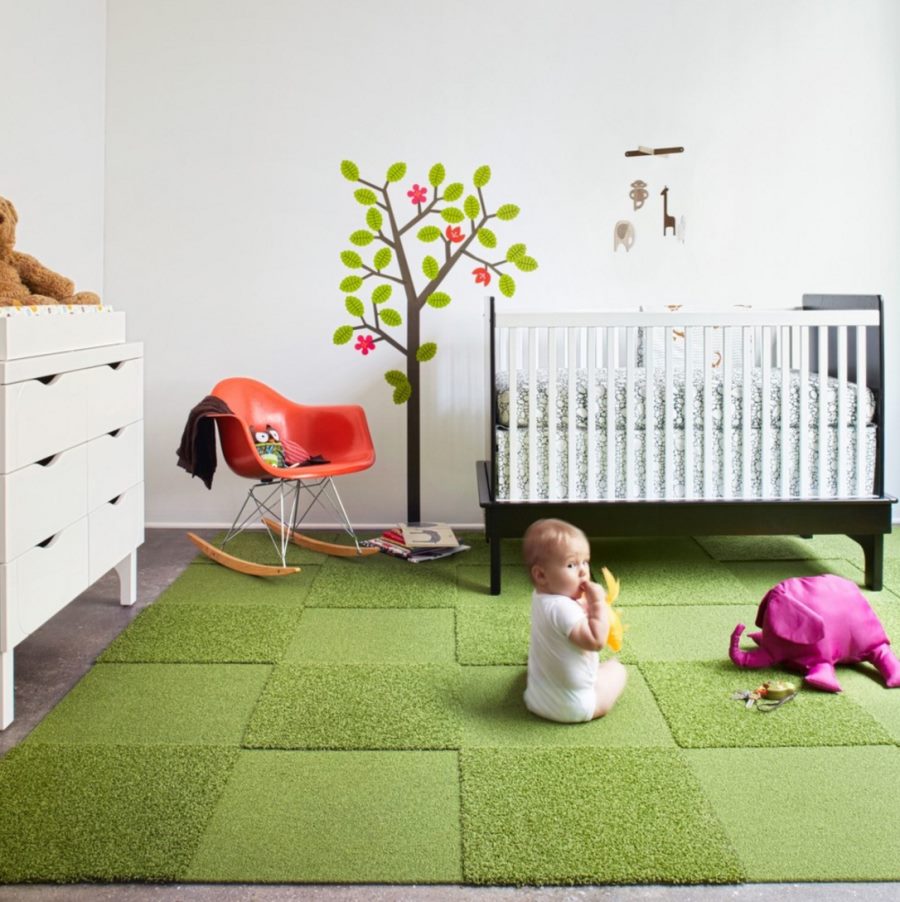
[[445, 225, 464, 243], [472, 267, 491, 286], [407, 183, 428, 205], [355, 334, 376, 355]]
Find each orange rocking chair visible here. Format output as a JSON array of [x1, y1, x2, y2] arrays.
[[187, 377, 378, 576]]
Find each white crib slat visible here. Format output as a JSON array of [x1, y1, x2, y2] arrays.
[[856, 326, 867, 496], [507, 328, 518, 502], [587, 328, 597, 500], [567, 328, 577, 500], [528, 327, 538, 501], [626, 327, 636, 498], [837, 325, 847, 497], [702, 328, 712, 499], [548, 329, 558, 500], [780, 326, 790, 498], [665, 330, 674, 499], [722, 327, 733, 499], [606, 327, 616, 500], [741, 327, 751, 498], [761, 327, 771, 498], [684, 327, 694, 499], [818, 326, 828, 497], [799, 326, 810, 498], [645, 326, 656, 500]]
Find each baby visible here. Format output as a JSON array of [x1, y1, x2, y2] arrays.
[[522, 518, 628, 723]]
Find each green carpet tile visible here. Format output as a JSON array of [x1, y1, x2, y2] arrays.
[[156, 560, 316, 605], [0, 745, 237, 882], [685, 746, 900, 881], [461, 665, 675, 748], [242, 663, 462, 750], [26, 664, 270, 746], [724, 558, 869, 602], [186, 750, 462, 883], [599, 560, 757, 606], [459, 747, 745, 885], [696, 533, 864, 563], [456, 597, 530, 665], [284, 608, 456, 663], [457, 565, 531, 598], [641, 660, 894, 748], [836, 667, 900, 743], [194, 530, 342, 566], [98, 603, 304, 663]]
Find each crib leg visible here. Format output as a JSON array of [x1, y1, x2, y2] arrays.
[[849, 534, 883, 591], [490, 533, 502, 596]]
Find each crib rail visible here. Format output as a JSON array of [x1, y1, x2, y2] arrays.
[[488, 298, 883, 504]]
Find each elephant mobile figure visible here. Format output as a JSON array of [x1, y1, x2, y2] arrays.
[[730, 574, 900, 693]]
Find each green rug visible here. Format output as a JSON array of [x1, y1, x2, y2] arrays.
[[1, 531, 899, 885]]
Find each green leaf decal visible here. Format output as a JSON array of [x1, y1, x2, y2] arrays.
[[354, 188, 377, 206], [427, 291, 451, 308], [333, 325, 354, 345], [349, 230, 374, 247], [340, 275, 364, 293], [428, 163, 446, 187], [366, 207, 383, 231], [416, 342, 437, 362], [422, 255, 439, 279], [514, 255, 538, 272], [373, 248, 392, 271], [340, 250, 363, 269], [506, 243, 526, 262], [498, 273, 516, 298], [463, 194, 481, 220], [417, 225, 441, 242], [380, 308, 402, 327], [392, 383, 412, 405], [441, 207, 465, 224], [340, 160, 359, 181], [385, 369, 408, 388], [496, 203, 520, 221], [473, 165, 492, 187], [386, 162, 407, 182], [372, 283, 393, 304], [345, 296, 364, 317], [443, 182, 464, 201], [477, 228, 497, 248]]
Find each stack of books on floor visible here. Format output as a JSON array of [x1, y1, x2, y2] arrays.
[[364, 522, 470, 563]]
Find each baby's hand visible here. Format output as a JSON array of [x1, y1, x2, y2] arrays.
[[582, 580, 606, 608]]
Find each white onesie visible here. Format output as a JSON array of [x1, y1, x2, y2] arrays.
[[524, 590, 599, 723]]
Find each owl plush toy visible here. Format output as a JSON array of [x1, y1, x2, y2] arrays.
[[252, 426, 285, 467]]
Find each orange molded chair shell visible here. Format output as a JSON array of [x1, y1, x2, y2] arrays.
[[211, 377, 375, 481]]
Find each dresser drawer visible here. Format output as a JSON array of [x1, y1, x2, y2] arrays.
[[0, 443, 88, 562], [88, 482, 144, 584], [86, 358, 143, 438], [87, 421, 143, 510], [0, 369, 91, 472], [0, 517, 89, 651]]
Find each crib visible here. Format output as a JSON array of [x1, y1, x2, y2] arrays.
[[477, 294, 895, 594]]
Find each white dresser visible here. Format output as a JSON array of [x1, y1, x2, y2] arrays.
[[0, 311, 143, 729]]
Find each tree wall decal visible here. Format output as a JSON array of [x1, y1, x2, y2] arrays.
[[334, 160, 538, 522]]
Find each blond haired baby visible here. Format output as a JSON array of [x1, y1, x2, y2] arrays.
[[522, 518, 628, 723]]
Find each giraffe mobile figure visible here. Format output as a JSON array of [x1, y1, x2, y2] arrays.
[[660, 186, 676, 237]]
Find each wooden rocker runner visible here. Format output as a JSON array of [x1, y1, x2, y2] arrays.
[[187, 377, 378, 576]]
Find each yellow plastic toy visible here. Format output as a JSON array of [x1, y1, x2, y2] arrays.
[[600, 566, 626, 652]]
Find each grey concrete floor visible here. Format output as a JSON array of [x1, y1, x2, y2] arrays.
[[0, 528, 897, 902]]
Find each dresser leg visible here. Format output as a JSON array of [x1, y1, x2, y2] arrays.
[[115, 551, 137, 606], [1, 649, 13, 730]]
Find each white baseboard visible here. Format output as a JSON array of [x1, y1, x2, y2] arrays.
[[146, 521, 487, 531]]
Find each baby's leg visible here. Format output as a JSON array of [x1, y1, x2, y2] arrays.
[[591, 658, 628, 719]]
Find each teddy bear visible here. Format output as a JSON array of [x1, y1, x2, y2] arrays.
[[0, 195, 100, 306]]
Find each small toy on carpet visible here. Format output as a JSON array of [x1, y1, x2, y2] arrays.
[[731, 680, 797, 712], [729, 573, 900, 692]]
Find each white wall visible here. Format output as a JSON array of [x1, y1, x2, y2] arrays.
[[2, 0, 106, 296], [104, 0, 900, 527]]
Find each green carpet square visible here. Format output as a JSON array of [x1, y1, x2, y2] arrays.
[[307, 553, 458, 607], [837, 667, 900, 743], [26, 664, 270, 746], [284, 608, 456, 663], [459, 747, 744, 885], [609, 560, 757, 606], [624, 605, 759, 662], [725, 558, 868, 602], [461, 665, 674, 748], [98, 604, 304, 663], [243, 663, 461, 749], [187, 750, 462, 883], [696, 533, 863, 564], [641, 660, 894, 748], [157, 561, 316, 605], [456, 598, 529, 665], [685, 746, 900, 880], [0, 745, 237, 882], [591, 535, 711, 564], [194, 530, 341, 566], [457, 565, 532, 599]]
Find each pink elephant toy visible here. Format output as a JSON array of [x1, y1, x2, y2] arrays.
[[730, 574, 900, 692]]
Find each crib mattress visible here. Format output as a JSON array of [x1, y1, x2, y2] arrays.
[[495, 423, 877, 501], [496, 367, 876, 431]]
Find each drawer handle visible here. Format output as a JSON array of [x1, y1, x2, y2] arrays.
[[106, 361, 126, 370], [37, 453, 60, 467], [36, 373, 63, 386], [107, 494, 123, 506], [107, 428, 122, 438], [37, 533, 60, 548]]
